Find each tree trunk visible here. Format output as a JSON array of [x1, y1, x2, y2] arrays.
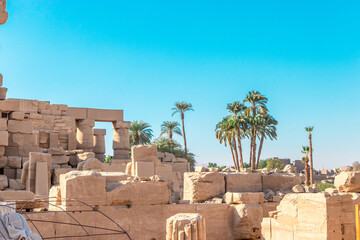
[[232, 135, 240, 170], [235, 129, 244, 168], [305, 159, 310, 186], [249, 138, 253, 168], [309, 133, 313, 186], [181, 113, 188, 159], [228, 138, 238, 171], [256, 136, 264, 168], [252, 138, 257, 170]]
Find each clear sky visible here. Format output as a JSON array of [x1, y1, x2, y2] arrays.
[[1, 1, 360, 169]]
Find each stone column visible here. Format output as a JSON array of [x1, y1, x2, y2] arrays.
[[112, 121, 130, 159], [0, 0, 8, 25], [166, 213, 206, 240], [93, 129, 106, 162], [76, 119, 94, 151]]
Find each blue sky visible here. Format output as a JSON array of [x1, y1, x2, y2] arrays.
[[1, 1, 360, 169]]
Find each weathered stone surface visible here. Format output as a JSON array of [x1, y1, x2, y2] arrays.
[[224, 192, 264, 205], [82, 158, 103, 171], [0, 118, 7, 131], [0, 131, 8, 146], [77, 152, 95, 161], [0, 191, 34, 201], [9, 111, 25, 120], [8, 120, 33, 134], [0, 88, 7, 100], [136, 161, 154, 178], [225, 173, 262, 192], [131, 145, 159, 163], [0, 156, 7, 168], [106, 180, 169, 206], [195, 166, 207, 172], [8, 179, 25, 190], [334, 171, 360, 192], [60, 171, 106, 206], [0, 175, 8, 190], [292, 184, 304, 193], [100, 172, 130, 183], [7, 156, 22, 169], [52, 168, 73, 185], [52, 155, 70, 164], [184, 172, 225, 203], [232, 204, 263, 239], [283, 164, 296, 173], [262, 173, 301, 192], [166, 213, 206, 240]]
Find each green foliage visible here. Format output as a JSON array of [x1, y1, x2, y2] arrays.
[[317, 182, 335, 192], [243, 162, 250, 168], [104, 155, 112, 163], [160, 121, 182, 139], [153, 137, 195, 169], [171, 102, 194, 117], [266, 158, 284, 170], [129, 121, 153, 146], [207, 162, 226, 169], [258, 160, 268, 169]]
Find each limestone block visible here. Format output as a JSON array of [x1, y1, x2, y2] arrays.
[[3, 167, 15, 179], [99, 172, 130, 183], [184, 172, 225, 203], [0, 146, 4, 155], [262, 173, 301, 192], [76, 119, 94, 150], [112, 120, 130, 129], [334, 171, 360, 192], [136, 161, 155, 178], [0, 73, 2, 86], [166, 213, 206, 240], [195, 166, 207, 172], [9, 179, 25, 190], [87, 108, 123, 121], [131, 145, 158, 163], [8, 120, 33, 134], [8, 133, 34, 146], [52, 155, 70, 164], [0, 131, 8, 146], [29, 113, 42, 120], [49, 132, 59, 148], [0, 156, 7, 168], [292, 184, 305, 193], [171, 162, 190, 174], [173, 158, 188, 163], [5, 146, 42, 157], [155, 164, 173, 180], [0, 175, 8, 190], [82, 158, 103, 171], [0, 88, 7, 100], [232, 204, 263, 239], [0, 191, 34, 201], [113, 149, 129, 159], [9, 111, 25, 120], [67, 133, 76, 151], [27, 153, 52, 193], [77, 152, 95, 161], [106, 181, 169, 205], [157, 152, 165, 159], [0, 118, 7, 131], [223, 192, 264, 205], [16, 169, 22, 179], [60, 171, 106, 206], [52, 168, 73, 185], [283, 164, 296, 173], [163, 152, 175, 162], [93, 129, 106, 135], [225, 173, 262, 192], [7, 156, 21, 169]]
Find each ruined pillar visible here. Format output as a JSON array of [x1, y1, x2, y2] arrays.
[[112, 121, 130, 159], [0, 0, 8, 25], [93, 129, 106, 162], [76, 119, 94, 151], [21, 152, 52, 195], [166, 213, 206, 240]]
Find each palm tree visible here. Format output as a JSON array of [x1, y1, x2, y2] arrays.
[[172, 101, 193, 158], [129, 121, 153, 146], [305, 126, 314, 185], [160, 121, 182, 140], [227, 102, 247, 168], [244, 91, 268, 170], [216, 117, 239, 171], [301, 146, 310, 186], [256, 114, 278, 168]]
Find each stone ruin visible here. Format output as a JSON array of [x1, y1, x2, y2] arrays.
[[2, 4, 360, 239]]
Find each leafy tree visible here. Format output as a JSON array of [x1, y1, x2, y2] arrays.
[[266, 158, 284, 170], [104, 155, 112, 163], [256, 114, 278, 168], [305, 126, 314, 185], [302, 146, 310, 186], [160, 121, 182, 140], [243, 162, 250, 168], [207, 162, 226, 169], [129, 121, 153, 146], [172, 101, 194, 158], [258, 159, 268, 169]]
